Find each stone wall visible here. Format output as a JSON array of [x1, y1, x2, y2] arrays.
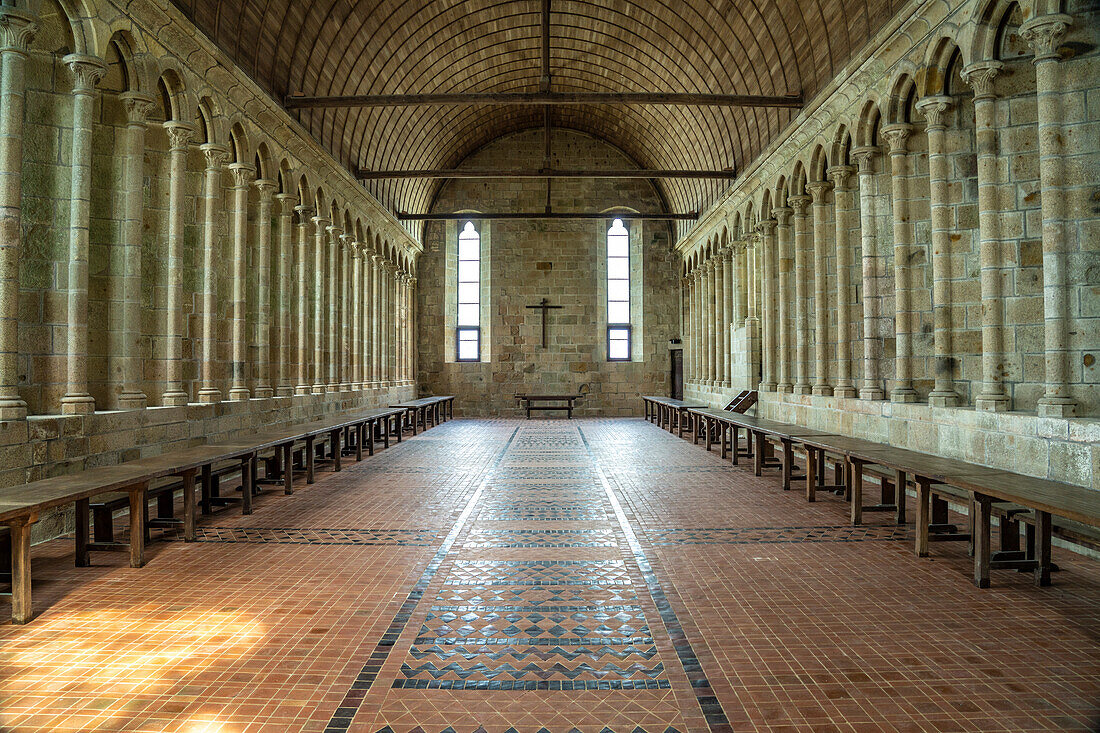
[[416, 130, 679, 417]]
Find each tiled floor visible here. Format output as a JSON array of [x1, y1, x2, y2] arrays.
[[1, 418, 1098, 732]]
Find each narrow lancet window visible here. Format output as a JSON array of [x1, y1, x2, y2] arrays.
[[607, 218, 631, 361], [456, 221, 481, 361]]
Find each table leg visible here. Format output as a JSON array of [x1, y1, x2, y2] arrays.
[[75, 498, 90, 566], [241, 457, 254, 515], [332, 429, 342, 471], [283, 444, 294, 494], [805, 447, 817, 502], [895, 470, 907, 524], [782, 440, 792, 491], [367, 420, 376, 455], [128, 485, 147, 568], [305, 437, 316, 484], [383, 417, 391, 448], [850, 459, 863, 525], [753, 431, 763, 476], [201, 464, 212, 514], [183, 469, 197, 541], [915, 478, 931, 557], [732, 427, 739, 466], [8, 516, 35, 624], [355, 425, 364, 461], [972, 494, 992, 588], [1034, 510, 1052, 587]]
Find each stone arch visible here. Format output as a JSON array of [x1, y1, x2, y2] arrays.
[[229, 122, 250, 165], [156, 66, 193, 123], [760, 189, 773, 221], [773, 175, 788, 209], [732, 211, 743, 240], [327, 199, 340, 226], [277, 159, 294, 195], [886, 71, 918, 125], [25, 0, 99, 56], [809, 144, 830, 183], [743, 200, 755, 232], [856, 99, 882, 147], [102, 29, 144, 95], [922, 35, 968, 97], [831, 124, 853, 167], [195, 95, 222, 145], [253, 141, 275, 182], [28, 0, 75, 56], [790, 161, 808, 198]]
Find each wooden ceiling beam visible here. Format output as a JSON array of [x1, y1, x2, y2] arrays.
[[397, 212, 697, 221], [285, 91, 803, 110], [357, 168, 737, 180]]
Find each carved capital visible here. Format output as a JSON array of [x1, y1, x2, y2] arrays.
[[63, 54, 107, 94], [1021, 14, 1071, 63], [773, 206, 793, 227], [0, 10, 38, 55], [163, 120, 196, 150], [721, 246, 733, 261], [961, 60, 1004, 100], [826, 164, 856, 190], [275, 192, 298, 215], [806, 180, 833, 203], [200, 142, 230, 169], [850, 146, 878, 173], [788, 194, 812, 216], [915, 96, 953, 130], [880, 123, 912, 155], [294, 205, 314, 221], [339, 233, 354, 251], [254, 178, 277, 202], [227, 162, 255, 189], [757, 218, 778, 236], [312, 216, 331, 229], [120, 91, 156, 125]]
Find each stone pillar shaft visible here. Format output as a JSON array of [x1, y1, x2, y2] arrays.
[[883, 124, 918, 402], [702, 261, 713, 384], [60, 55, 106, 415], [759, 221, 778, 391], [808, 181, 833, 396], [734, 244, 747, 325], [326, 225, 340, 392], [721, 248, 732, 386], [371, 255, 382, 386], [790, 195, 812, 395], [294, 208, 313, 395], [852, 148, 884, 400], [252, 179, 276, 399], [351, 244, 362, 389], [275, 194, 296, 397], [339, 234, 352, 390], [773, 212, 791, 393], [197, 144, 228, 404], [227, 163, 254, 401], [311, 217, 328, 394], [161, 120, 194, 406], [691, 271, 701, 382], [828, 165, 857, 397]]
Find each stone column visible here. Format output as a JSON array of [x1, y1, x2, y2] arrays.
[[350, 242, 362, 389], [391, 265, 400, 384], [701, 260, 714, 385], [772, 211, 792, 393], [758, 221, 778, 391], [963, 60, 1009, 412], [851, 147, 885, 400], [311, 216, 328, 394], [226, 163, 254, 402], [750, 236, 763, 388], [681, 276, 691, 381], [252, 179, 276, 399], [690, 269, 701, 382], [371, 254, 382, 387], [197, 144, 229, 404], [294, 206, 313, 395], [396, 272, 406, 384], [339, 233, 352, 391], [882, 124, 918, 403], [744, 238, 757, 326], [1022, 14, 1076, 418], [0, 9, 36, 420], [789, 194, 812, 395], [363, 248, 375, 387], [378, 260, 390, 385], [160, 119, 194, 406], [828, 165, 858, 398], [60, 54, 106, 415], [408, 276, 418, 385], [807, 180, 833, 396], [917, 96, 958, 407], [117, 92, 155, 409], [325, 225, 341, 392], [720, 247, 732, 386], [734, 243, 747, 325], [275, 193, 297, 397]]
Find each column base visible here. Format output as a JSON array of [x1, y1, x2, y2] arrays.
[[339, 383, 352, 392], [1037, 397, 1076, 418], [859, 387, 885, 401], [777, 383, 793, 394], [197, 388, 222, 404], [0, 398, 28, 421], [834, 386, 857, 398], [890, 387, 919, 403], [975, 393, 1010, 412], [294, 385, 312, 396], [119, 392, 149, 410], [759, 382, 777, 392], [793, 385, 811, 395], [812, 385, 833, 396], [60, 393, 95, 414], [160, 391, 188, 407], [721, 380, 731, 389], [229, 388, 250, 401], [928, 390, 959, 408], [276, 386, 294, 397], [254, 388, 274, 399], [312, 384, 327, 395], [325, 384, 339, 393]]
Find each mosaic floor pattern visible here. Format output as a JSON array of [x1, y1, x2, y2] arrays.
[[0, 418, 1098, 732]]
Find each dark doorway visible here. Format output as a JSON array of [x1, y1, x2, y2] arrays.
[[670, 349, 683, 400]]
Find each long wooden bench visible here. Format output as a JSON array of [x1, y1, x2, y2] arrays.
[[391, 396, 455, 435], [0, 405, 407, 624], [642, 396, 707, 438]]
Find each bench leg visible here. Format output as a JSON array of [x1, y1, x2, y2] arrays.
[[1034, 510, 1052, 587], [781, 440, 792, 491], [915, 478, 931, 557], [201, 464, 212, 515], [896, 470, 907, 525], [753, 431, 763, 476], [355, 425, 364, 461], [76, 498, 90, 567], [383, 418, 391, 448], [973, 495, 992, 588], [183, 469, 197, 542], [241, 457, 254, 515], [805, 447, 817, 502], [396, 415, 403, 442], [850, 459, 863, 526], [8, 517, 34, 624], [128, 486, 146, 568], [283, 444, 294, 494], [367, 420, 375, 456], [305, 437, 316, 484]]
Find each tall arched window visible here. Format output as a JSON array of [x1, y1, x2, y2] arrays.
[[456, 221, 481, 361], [606, 218, 631, 361]]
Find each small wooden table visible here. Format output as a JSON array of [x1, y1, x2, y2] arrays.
[[516, 394, 581, 418]]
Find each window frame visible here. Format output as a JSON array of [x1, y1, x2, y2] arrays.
[[455, 220, 482, 362], [455, 325, 481, 363], [606, 217, 632, 362]]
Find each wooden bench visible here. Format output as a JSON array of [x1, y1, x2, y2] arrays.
[[516, 394, 581, 419], [391, 396, 455, 435], [642, 396, 707, 437], [0, 405, 407, 624]]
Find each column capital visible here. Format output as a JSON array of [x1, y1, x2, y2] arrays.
[[120, 91, 156, 125], [770, 207, 791, 227], [163, 120, 196, 150], [756, 218, 778, 236], [339, 232, 354, 250], [915, 96, 953, 130], [408, 277, 418, 287], [294, 204, 314, 219], [826, 164, 856, 190], [227, 162, 255, 189], [0, 9, 38, 55], [850, 146, 879, 172], [720, 246, 733, 261], [350, 241, 364, 258], [703, 258, 716, 273], [200, 142, 230, 168], [370, 252, 382, 264], [253, 178, 278, 201], [312, 215, 331, 228], [881, 123, 912, 154], [961, 60, 1004, 100], [1021, 14, 1071, 62], [275, 192, 298, 215], [63, 53, 107, 93], [746, 231, 761, 249], [788, 195, 812, 216], [806, 180, 833, 203]]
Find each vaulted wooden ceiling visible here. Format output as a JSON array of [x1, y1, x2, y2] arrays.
[[172, 0, 900, 227]]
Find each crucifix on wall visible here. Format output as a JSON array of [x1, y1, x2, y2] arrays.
[[525, 298, 563, 349]]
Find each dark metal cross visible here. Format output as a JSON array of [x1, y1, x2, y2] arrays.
[[525, 297, 563, 349]]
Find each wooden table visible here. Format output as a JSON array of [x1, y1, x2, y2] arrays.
[[517, 394, 581, 418], [391, 396, 454, 434], [642, 396, 706, 437]]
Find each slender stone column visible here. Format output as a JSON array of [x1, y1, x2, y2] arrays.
[[690, 269, 700, 382], [197, 144, 229, 404], [1022, 14, 1076, 418], [734, 243, 747, 325], [226, 163, 255, 401], [252, 179, 276, 399], [882, 124, 919, 403], [701, 260, 713, 384], [377, 259, 388, 385], [789, 194, 812, 395], [917, 96, 958, 407], [364, 248, 375, 387], [294, 206, 313, 395], [116, 92, 156, 409], [772, 211, 792, 393], [325, 225, 341, 392], [396, 272, 406, 384], [311, 216, 329, 394], [828, 165, 858, 397], [60, 55, 106, 415], [807, 180, 834, 396], [371, 254, 382, 387], [391, 266, 400, 384], [851, 147, 885, 400], [963, 60, 1009, 412], [275, 193, 297, 397], [720, 247, 732, 386], [350, 242, 362, 389], [681, 276, 691, 381], [160, 119, 195, 406], [758, 221, 778, 391], [712, 257, 723, 385], [745, 237, 757, 326], [408, 276, 417, 385], [750, 236, 763, 388], [0, 9, 36, 420], [339, 233, 353, 391]]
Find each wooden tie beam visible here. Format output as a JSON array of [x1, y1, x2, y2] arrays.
[[284, 91, 804, 110]]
